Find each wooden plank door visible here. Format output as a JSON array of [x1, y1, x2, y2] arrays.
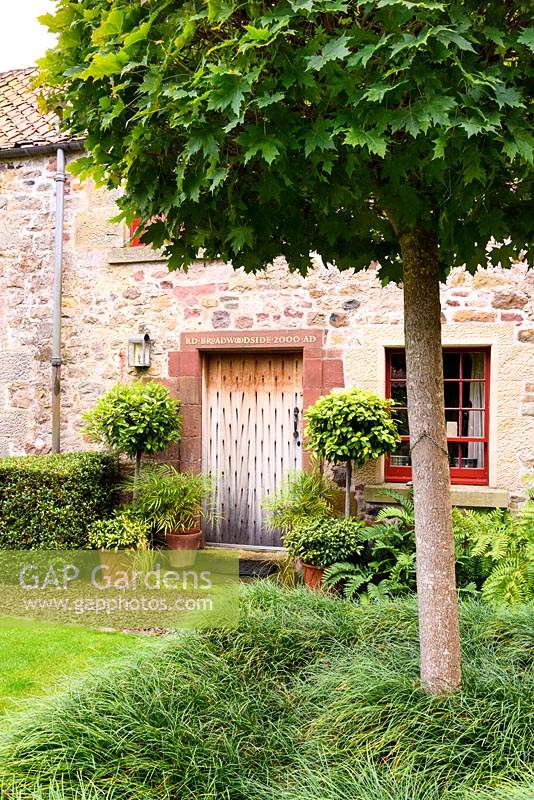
[[203, 352, 303, 546]]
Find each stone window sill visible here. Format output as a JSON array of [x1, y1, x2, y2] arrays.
[[108, 246, 167, 265], [364, 484, 509, 508]]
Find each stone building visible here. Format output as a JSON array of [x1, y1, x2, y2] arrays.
[[1, 68, 533, 546]]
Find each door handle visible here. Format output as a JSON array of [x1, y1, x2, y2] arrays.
[[293, 407, 301, 447]]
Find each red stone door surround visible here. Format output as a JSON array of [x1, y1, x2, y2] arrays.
[[167, 329, 345, 473]]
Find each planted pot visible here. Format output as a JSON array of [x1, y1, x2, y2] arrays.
[[166, 528, 202, 550], [166, 528, 202, 567], [302, 562, 325, 590]]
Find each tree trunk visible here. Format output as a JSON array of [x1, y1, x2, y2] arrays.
[[400, 226, 461, 695], [345, 459, 352, 518]]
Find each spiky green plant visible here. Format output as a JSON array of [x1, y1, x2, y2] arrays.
[[263, 466, 338, 536], [125, 465, 216, 536]]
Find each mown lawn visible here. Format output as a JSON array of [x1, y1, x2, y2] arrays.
[[0, 616, 143, 716]]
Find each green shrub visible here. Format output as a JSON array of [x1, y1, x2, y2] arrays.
[[305, 389, 399, 514], [87, 509, 150, 551], [0, 452, 117, 550], [263, 467, 338, 536], [283, 517, 365, 568], [84, 382, 182, 478], [126, 465, 215, 537], [322, 490, 532, 605], [304, 388, 400, 465]]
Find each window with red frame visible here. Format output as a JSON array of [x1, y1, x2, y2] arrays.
[[385, 348, 490, 485]]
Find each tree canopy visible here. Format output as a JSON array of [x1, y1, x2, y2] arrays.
[[39, 0, 534, 277], [305, 388, 399, 467], [83, 381, 182, 459]]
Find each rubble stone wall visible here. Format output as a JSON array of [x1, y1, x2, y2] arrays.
[[1, 152, 533, 503]]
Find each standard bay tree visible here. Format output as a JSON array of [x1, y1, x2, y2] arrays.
[[39, 0, 534, 693]]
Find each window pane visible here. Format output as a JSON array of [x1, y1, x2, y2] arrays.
[[449, 441, 485, 469], [390, 382, 407, 406], [392, 408, 409, 436], [445, 410, 459, 438], [443, 352, 461, 378], [461, 409, 485, 438], [390, 353, 406, 380], [389, 440, 411, 467], [463, 442, 484, 469], [448, 441, 461, 467], [462, 381, 485, 409], [444, 381, 460, 408], [463, 352, 485, 380]]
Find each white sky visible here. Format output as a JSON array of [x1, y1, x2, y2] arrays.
[[0, 0, 57, 72]]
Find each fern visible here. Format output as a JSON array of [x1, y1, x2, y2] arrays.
[[454, 498, 534, 606], [322, 561, 375, 602], [482, 557, 532, 606]]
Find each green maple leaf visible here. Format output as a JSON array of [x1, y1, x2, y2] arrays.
[[425, 95, 457, 125], [186, 133, 220, 159], [208, 167, 228, 192], [460, 119, 486, 138], [304, 121, 336, 157], [345, 128, 387, 157], [510, 131, 534, 164], [226, 226, 254, 253], [518, 27, 534, 52], [255, 92, 285, 108], [347, 43, 379, 67], [243, 136, 282, 164], [207, 76, 247, 115], [436, 29, 475, 52], [464, 159, 485, 184], [494, 84, 524, 109], [81, 51, 129, 79], [307, 35, 351, 71]]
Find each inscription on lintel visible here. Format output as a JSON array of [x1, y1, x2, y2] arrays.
[[181, 330, 322, 349]]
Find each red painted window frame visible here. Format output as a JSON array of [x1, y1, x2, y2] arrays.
[[129, 218, 143, 247], [385, 347, 491, 486]]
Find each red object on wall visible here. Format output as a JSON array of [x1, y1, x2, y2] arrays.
[[129, 218, 143, 247]]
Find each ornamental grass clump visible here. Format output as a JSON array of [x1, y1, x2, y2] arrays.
[[263, 466, 338, 536], [1, 583, 533, 800], [125, 464, 215, 540], [305, 389, 399, 516]]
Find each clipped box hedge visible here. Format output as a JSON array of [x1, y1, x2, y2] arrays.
[[0, 452, 118, 549]]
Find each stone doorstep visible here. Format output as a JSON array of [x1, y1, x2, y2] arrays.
[[203, 544, 287, 562], [203, 544, 287, 580], [364, 484, 510, 509]]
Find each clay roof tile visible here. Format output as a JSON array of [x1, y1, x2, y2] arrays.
[[0, 67, 67, 150]]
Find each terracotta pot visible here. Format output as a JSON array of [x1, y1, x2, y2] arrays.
[[302, 562, 325, 590], [165, 529, 202, 568], [166, 529, 202, 550]]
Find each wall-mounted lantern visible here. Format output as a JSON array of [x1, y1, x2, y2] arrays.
[[128, 333, 151, 368]]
